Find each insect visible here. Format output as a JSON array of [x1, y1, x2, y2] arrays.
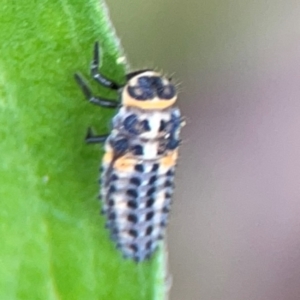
[[75, 42, 184, 262]]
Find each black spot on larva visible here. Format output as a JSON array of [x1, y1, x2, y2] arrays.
[[146, 240, 152, 249], [157, 142, 166, 155], [128, 214, 138, 223], [164, 180, 173, 187], [127, 200, 138, 209], [157, 84, 176, 100], [110, 174, 119, 181], [108, 199, 114, 207], [166, 169, 174, 176], [141, 120, 151, 131], [147, 187, 156, 197], [129, 229, 138, 237], [135, 164, 144, 172], [130, 177, 141, 186], [165, 192, 172, 198], [132, 144, 143, 155], [108, 185, 116, 194], [148, 175, 157, 185], [163, 206, 170, 213], [127, 76, 155, 100], [146, 226, 153, 235], [123, 114, 139, 135], [111, 137, 129, 155], [146, 211, 154, 221], [170, 113, 181, 133], [160, 220, 167, 227], [159, 120, 167, 132], [130, 243, 138, 252], [108, 212, 116, 221], [146, 198, 155, 208], [112, 227, 119, 235], [149, 76, 175, 100], [126, 69, 152, 80], [167, 137, 180, 150], [151, 164, 159, 172], [133, 256, 142, 262], [126, 189, 138, 198]]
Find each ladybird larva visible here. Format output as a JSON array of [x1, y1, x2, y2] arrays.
[[75, 42, 184, 262]]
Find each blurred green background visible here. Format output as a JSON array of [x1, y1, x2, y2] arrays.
[[106, 1, 300, 299]]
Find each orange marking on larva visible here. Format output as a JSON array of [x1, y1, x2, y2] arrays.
[[160, 150, 179, 169], [114, 156, 137, 172], [122, 92, 176, 110], [103, 151, 113, 164]]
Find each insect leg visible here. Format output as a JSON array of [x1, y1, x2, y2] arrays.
[[91, 42, 122, 90], [74, 73, 119, 108], [126, 69, 151, 81], [85, 127, 109, 144]]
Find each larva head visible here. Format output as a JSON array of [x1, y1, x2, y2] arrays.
[[121, 71, 177, 110]]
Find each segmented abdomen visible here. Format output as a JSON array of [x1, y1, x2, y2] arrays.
[[101, 155, 175, 262]]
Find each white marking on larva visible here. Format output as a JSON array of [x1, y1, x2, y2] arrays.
[[149, 113, 161, 131], [114, 202, 128, 211], [153, 191, 166, 210], [113, 179, 130, 189], [153, 212, 163, 224], [115, 217, 133, 232], [113, 194, 128, 210], [128, 76, 138, 86], [140, 113, 162, 139], [143, 142, 159, 159], [151, 227, 161, 238], [138, 186, 150, 197], [114, 221, 128, 231], [119, 231, 133, 242], [142, 163, 153, 173], [140, 178, 150, 187], [156, 176, 167, 186], [162, 78, 169, 85]]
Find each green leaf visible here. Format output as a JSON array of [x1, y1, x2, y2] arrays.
[[0, 1, 167, 299]]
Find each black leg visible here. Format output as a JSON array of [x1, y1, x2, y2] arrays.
[[91, 42, 122, 90], [74, 73, 119, 108], [85, 128, 109, 144], [126, 69, 151, 81]]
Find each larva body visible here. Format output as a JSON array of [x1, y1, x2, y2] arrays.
[[75, 43, 183, 262]]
